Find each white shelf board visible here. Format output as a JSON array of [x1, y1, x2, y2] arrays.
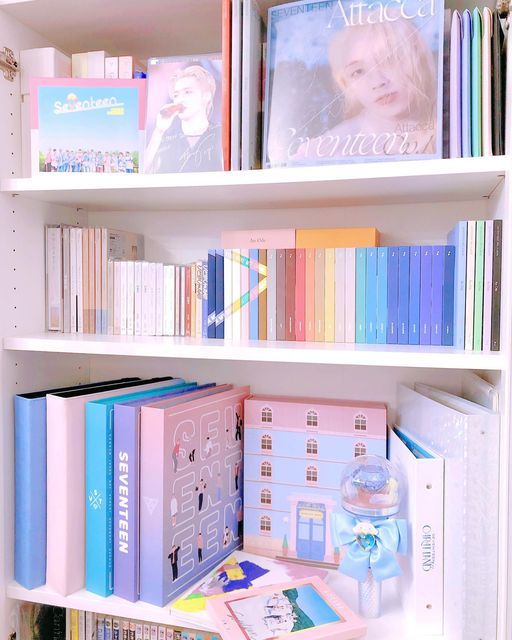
[[3, 333, 506, 370], [1, 157, 506, 211]]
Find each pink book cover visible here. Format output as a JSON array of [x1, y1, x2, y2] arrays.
[[305, 248, 315, 342], [295, 249, 306, 341], [241, 249, 250, 340], [207, 575, 366, 640], [285, 249, 296, 341], [46, 378, 173, 596], [139, 385, 250, 607], [222, 229, 295, 250], [29, 78, 146, 176]]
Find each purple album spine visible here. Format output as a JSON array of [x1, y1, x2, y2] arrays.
[[420, 246, 432, 345], [431, 246, 444, 345], [398, 246, 410, 345]]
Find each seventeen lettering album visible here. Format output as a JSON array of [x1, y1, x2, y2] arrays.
[[263, 0, 444, 167]]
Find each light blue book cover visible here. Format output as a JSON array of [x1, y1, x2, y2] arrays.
[[263, 0, 445, 168], [442, 245, 456, 346], [365, 248, 377, 344], [377, 247, 388, 344], [431, 245, 444, 345], [387, 247, 399, 344], [408, 246, 421, 345], [448, 222, 467, 349], [85, 377, 183, 597], [355, 248, 366, 343], [398, 247, 410, 345], [249, 248, 259, 340], [420, 246, 433, 345]]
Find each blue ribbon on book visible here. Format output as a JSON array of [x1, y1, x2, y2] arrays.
[[332, 513, 407, 582]]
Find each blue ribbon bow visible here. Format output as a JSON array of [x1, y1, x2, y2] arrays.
[[331, 512, 407, 582]]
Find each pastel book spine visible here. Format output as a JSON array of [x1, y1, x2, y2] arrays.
[[249, 248, 259, 340], [398, 247, 410, 345], [442, 245, 456, 346], [420, 247, 432, 345], [276, 249, 286, 340], [267, 249, 278, 340], [471, 8, 483, 157], [258, 249, 267, 340], [185, 265, 192, 337], [232, 250, 242, 341], [334, 248, 346, 343], [202, 260, 208, 338], [465, 221, 476, 350], [482, 220, 493, 350], [448, 222, 467, 349], [224, 249, 232, 339], [196, 261, 203, 338], [241, 249, 250, 340], [295, 227, 379, 249], [85, 379, 178, 596], [190, 261, 196, 338], [345, 248, 356, 343], [365, 247, 377, 344], [305, 248, 315, 342], [481, 8, 492, 156], [207, 250, 216, 338], [408, 247, 421, 345], [285, 249, 296, 340], [376, 247, 388, 344], [491, 219, 502, 351], [112, 382, 201, 602], [386, 248, 399, 344], [355, 248, 367, 343], [461, 10, 472, 157], [215, 250, 224, 339], [314, 248, 325, 342], [295, 248, 305, 341], [473, 220, 485, 350], [450, 11, 462, 158], [174, 266, 180, 337], [46, 378, 156, 595], [221, 228, 295, 249], [430, 246, 444, 346], [324, 248, 335, 342], [139, 386, 249, 606], [15, 395, 47, 588]]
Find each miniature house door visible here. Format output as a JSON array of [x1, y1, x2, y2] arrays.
[[296, 501, 326, 561]]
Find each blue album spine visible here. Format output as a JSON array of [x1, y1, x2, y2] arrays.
[[447, 222, 467, 345], [431, 246, 444, 345], [14, 396, 47, 589], [386, 247, 399, 344], [85, 402, 113, 597], [365, 248, 377, 344], [355, 248, 367, 343], [398, 247, 410, 345], [376, 247, 388, 344], [207, 250, 216, 339], [442, 245, 456, 346], [215, 249, 224, 338], [202, 260, 208, 338], [420, 246, 433, 345], [408, 246, 421, 345], [249, 248, 259, 340]]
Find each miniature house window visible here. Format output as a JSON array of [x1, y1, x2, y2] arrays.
[[306, 438, 318, 455], [354, 442, 367, 458], [306, 410, 318, 427], [260, 515, 272, 533], [260, 489, 272, 505], [354, 413, 367, 431], [261, 461, 272, 478], [261, 434, 272, 451], [306, 465, 318, 483], [261, 407, 273, 423]]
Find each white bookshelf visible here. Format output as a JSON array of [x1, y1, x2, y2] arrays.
[[0, 0, 511, 639]]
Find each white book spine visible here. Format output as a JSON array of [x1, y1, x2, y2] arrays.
[[163, 265, 171, 336], [76, 228, 83, 333], [126, 260, 135, 335], [134, 261, 143, 336], [120, 261, 128, 336], [46, 226, 63, 331], [165, 630, 172, 640], [150, 626, 157, 640], [465, 220, 476, 350], [174, 265, 181, 336], [85, 611, 96, 640], [101, 228, 108, 334], [155, 262, 164, 336], [62, 226, 71, 333], [335, 248, 346, 342], [135, 625, 143, 640], [345, 247, 356, 342], [70, 227, 77, 333], [157, 628, 165, 640], [483, 219, 494, 351], [232, 249, 241, 341], [142, 625, 150, 640], [169, 264, 176, 336], [113, 260, 122, 335], [78, 611, 85, 640], [94, 228, 102, 334], [141, 261, 150, 336], [190, 263, 196, 338], [107, 260, 114, 336], [148, 262, 157, 335], [105, 56, 119, 79], [196, 261, 203, 337], [224, 248, 233, 339], [180, 265, 186, 336]]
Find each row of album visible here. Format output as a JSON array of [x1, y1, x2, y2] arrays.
[[25, 0, 507, 177], [46, 221, 503, 351], [14, 372, 500, 638]]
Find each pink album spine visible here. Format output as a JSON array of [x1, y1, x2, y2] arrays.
[[295, 249, 306, 341]]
